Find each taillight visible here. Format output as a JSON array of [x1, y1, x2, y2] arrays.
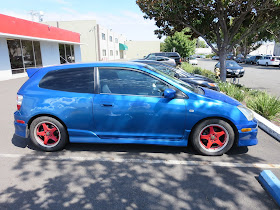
[[179, 58, 181, 62], [17, 95, 23, 110], [271, 58, 275, 61]]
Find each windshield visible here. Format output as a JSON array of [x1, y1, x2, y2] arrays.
[[226, 61, 240, 67], [144, 65, 195, 92]]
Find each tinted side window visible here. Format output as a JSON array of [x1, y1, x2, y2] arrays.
[[39, 67, 94, 93], [99, 69, 169, 96]]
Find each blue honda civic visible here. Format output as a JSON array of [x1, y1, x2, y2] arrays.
[[14, 62, 258, 155]]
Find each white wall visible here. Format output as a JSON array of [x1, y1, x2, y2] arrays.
[[74, 44, 82, 62], [0, 37, 12, 80], [40, 41, 60, 66], [250, 43, 275, 55], [45, 20, 98, 62], [125, 41, 160, 59], [195, 47, 212, 55]]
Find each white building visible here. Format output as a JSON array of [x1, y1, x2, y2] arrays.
[[0, 14, 81, 81], [125, 41, 160, 59], [45, 20, 128, 62], [250, 43, 275, 55], [97, 25, 127, 61]]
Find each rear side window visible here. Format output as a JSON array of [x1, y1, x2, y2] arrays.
[[39, 67, 94, 93]]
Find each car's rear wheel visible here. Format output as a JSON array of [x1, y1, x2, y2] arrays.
[[191, 119, 235, 156], [265, 62, 268, 66], [30, 116, 68, 151]]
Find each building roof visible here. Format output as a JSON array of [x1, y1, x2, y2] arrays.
[[0, 14, 80, 44]]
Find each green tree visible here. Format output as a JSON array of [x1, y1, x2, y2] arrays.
[[136, 0, 280, 81], [197, 40, 207, 48], [160, 42, 166, 52], [163, 29, 196, 58]]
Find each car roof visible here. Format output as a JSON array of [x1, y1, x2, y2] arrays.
[[35, 61, 148, 72]]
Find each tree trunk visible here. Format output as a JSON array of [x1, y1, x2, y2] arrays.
[[219, 49, 227, 82]]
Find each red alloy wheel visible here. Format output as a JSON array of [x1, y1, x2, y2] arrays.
[[34, 121, 61, 147], [199, 124, 229, 152]]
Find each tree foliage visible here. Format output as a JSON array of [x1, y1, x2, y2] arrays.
[[136, 0, 280, 81], [197, 40, 207, 48], [163, 29, 196, 58]]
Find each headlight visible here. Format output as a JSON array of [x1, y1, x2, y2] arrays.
[[227, 69, 233, 72], [208, 83, 217, 87], [237, 105, 254, 121]]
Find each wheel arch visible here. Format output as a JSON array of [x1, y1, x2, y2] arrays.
[[27, 114, 69, 138], [189, 116, 239, 145]]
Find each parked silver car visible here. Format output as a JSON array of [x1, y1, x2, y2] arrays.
[[144, 55, 176, 66]]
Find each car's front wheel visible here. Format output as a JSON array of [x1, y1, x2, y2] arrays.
[[191, 119, 235, 156], [30, 116, 68, 151]]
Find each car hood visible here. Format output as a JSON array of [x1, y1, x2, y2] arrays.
[[201, 87, 241, 106], [191, 74, 215, 83], [226, 66, 243, 70]]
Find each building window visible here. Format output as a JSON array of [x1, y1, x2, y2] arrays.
[[116, 50, 118, 56], [59, 44, 75, 64], [7, 39, 42, 74], [102, 33, 106, 40], [102, 49, 106, 56], [109, 36, 112, 42], [115, 38, 118, 43], [110, 50, 113, 56]]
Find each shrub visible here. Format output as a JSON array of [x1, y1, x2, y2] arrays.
[[246, 92, 280, 120], [218, 82, 246, 102]]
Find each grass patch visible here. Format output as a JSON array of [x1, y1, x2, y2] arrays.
[[180, 62, 280, 121]]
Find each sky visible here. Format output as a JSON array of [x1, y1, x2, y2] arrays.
[[0, 0, 162, 41]]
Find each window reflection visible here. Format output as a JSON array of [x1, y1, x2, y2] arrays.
[[99, 69, 169, 96], [22, 40, 35, 68], [7, 39, 24, 74], [59, 44, 75, 64], [7, 39, 43, 74]]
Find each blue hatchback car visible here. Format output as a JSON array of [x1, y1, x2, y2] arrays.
[[14, 62, 258, 155]]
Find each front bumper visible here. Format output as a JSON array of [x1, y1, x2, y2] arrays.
[[226, 70, 245, 78], [14, 111, 28, 138], [237, 118, 258, 147]]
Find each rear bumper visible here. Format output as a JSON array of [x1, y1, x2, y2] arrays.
[[237, 119, 258, 147], [14, 111, 28, 138]]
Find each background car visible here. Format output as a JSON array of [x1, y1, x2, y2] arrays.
[[133, 60, 219, 91], [245, 55, 262, 64], [14, 62, 258, 156], [145, 52, 182, 65], [234, 55, 245, 63], [256, 55, 280, 66], [188, 56, 198, 65], [144, 55, 176, 67], [214, 60, 245, 78], [212, 55, 219, 60]]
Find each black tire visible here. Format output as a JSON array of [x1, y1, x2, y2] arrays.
[[30, 116, 68, 151], [250, 61, 253, 65], [265, 62, 268, 66], [190, 119, 235, 156]]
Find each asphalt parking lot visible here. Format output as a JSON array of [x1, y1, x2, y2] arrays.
[[0, 77, 280, 209], [196, 59, 280, 97]]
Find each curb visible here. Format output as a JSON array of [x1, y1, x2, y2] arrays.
[[253, 111, 280, 142], [259, 170, 280, 206]]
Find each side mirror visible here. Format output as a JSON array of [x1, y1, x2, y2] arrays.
[[164, 89, 176, 99]]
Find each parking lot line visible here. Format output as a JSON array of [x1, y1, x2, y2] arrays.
[[0, 153, 280, 169]]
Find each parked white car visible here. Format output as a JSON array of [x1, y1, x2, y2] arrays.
[[188, 57, 198, 65], [256, 56, 280, 66], [145, 55, 176, 67]]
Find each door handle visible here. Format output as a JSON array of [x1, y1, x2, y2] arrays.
[[101, 103, 113, 107]]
